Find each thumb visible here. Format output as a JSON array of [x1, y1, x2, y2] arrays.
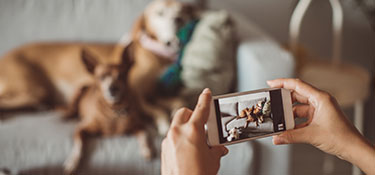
[[273, 128, 309, 145], [210, 146, 229, 157]]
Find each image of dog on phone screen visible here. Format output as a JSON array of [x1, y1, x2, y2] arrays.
[[217, 92, 284, 142]]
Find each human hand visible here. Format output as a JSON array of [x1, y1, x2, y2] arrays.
[[267, 78, 375, 174], [161, 88, 228, 175]]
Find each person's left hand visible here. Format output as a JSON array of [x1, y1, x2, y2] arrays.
[[161, 88, 229, 175]]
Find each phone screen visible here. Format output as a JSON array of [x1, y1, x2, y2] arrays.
[[214, 89, 287, 144]]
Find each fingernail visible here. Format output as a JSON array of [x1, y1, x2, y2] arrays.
[[202, 88, 211, 94], [273, 136, 288, 145], [266, 80, 272, 85], [222, 147, 229, 156], [272, 136, 277, 145]]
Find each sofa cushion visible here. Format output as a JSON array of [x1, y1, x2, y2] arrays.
[[0, 112, 162, 175]]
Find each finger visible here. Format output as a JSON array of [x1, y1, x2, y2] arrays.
[[210, 146, 229, 157], [295, 121, 309, 129], [293, 105, 310, 118], [267, 79, 319, 106], [190, 88, 212, 126], [272, 127, 310, 145], [161, 138, 168, 162], [291, 91, 309, 104], [171, 107, 193, 127], [161, 138, 170, 174]]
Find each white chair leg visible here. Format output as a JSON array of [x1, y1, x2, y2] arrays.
[[352, 100, 364, 175]]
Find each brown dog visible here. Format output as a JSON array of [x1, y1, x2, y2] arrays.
[[63, 44, 154, 174]]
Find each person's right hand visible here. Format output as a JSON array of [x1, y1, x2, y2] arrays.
[[161, 88, 228, 175], [267, 78, 375, 174]]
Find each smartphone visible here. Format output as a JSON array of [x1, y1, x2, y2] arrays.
[[206, 88, 295, 146]]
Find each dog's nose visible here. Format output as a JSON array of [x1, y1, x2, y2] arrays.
[[165, 41, 171, 47], [109, 85, 119, 95]]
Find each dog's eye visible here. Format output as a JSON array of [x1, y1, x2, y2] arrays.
[[100, 74, 110, 81], [100, 76, 107, 81]]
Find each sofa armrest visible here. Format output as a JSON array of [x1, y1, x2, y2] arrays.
[[237, 40, 295, 91]]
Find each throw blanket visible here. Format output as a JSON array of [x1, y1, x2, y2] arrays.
[[159, 20, 199, 95]]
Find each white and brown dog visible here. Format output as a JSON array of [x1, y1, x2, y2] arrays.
[[123, 0, 199, 135]]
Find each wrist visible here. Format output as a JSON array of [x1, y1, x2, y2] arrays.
[[340, 133, 375, 174]]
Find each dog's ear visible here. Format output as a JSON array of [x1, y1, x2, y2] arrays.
[[131, 15, 145, 41], [120, 42, 134, 69], [182, 3, 201, 20], [81, 49, 98, 74]]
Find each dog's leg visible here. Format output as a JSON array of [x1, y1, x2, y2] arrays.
[[64, 127, 85, 175], [156, 97, 185, 117], [170, 98, 185, 115], [135, 130, 154, 161], [61, 86, 89, 120], [259, 115, 264, 123], [152, 110, 170, 136], [139, 98, 170, 136], [64, 128, 84, 175], [64, 123, 97, 175]]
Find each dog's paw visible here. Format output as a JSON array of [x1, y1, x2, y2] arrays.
[[63, 157, 78, 175], [60, 110, 78, 121], [141, 146, 154, 161], [156, 118, 170, 136], [157, 122, 169, 136]]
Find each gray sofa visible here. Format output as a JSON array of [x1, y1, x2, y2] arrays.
[[0, 0, 295, 174]]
